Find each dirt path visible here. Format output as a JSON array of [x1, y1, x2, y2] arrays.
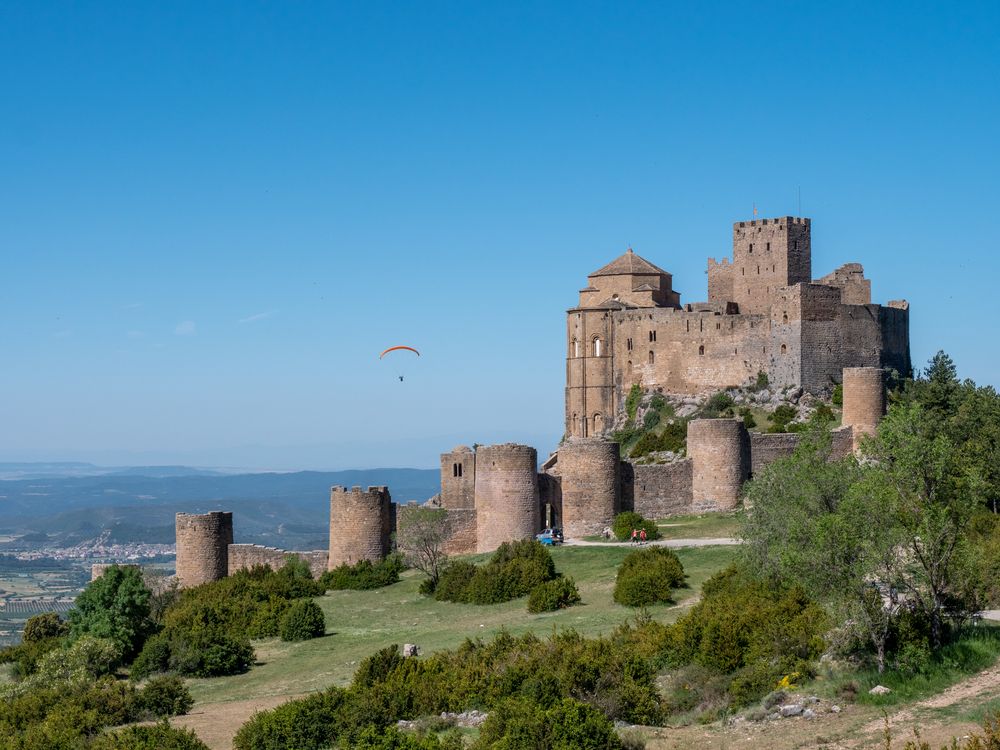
[[171, 693, 307, 750], [564, 537, 740, 548]]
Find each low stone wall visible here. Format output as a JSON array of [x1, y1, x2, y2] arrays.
[[395, 503, 478, 556], [621, 459, 694, 518], [830, 425, 855, 460], [749, 432, 801, 476], [227, 544, 328, 579]]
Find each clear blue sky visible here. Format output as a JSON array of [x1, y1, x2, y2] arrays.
[[2, 2, 998, 470]]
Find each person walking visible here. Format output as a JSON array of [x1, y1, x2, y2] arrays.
[[631, 528, 638, 544], [639, 528, 647, 545]]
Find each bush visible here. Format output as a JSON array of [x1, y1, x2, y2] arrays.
[[0, 634, 64, 678], [280, 600, 326, 642], [22, 612, 69, 643], [625, 384, 642, 421], [165, 630, 254, 678], [663, 566, 827, 707], [753, 371, 769, 391], [434, 541, 558, 605], [737, 406, 757, 429], [613, 548, 685, 607], [611, 512, 660, 542], [642, 409, 661, 429], [768, 404, 798, 432], [474, 697, 624, 750], [233, 688, 348, 750], [136, 675, 193, 717], [702, 391, 735, 418], [129, 633, 171, 679], [320, 555, 405, 591], [528, 578, 581, 613], [832, 382, 843, 406], [90, 722, 211, 750], [68, 565, 154, 663]]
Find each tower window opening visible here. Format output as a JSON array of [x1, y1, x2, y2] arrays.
[[783, 311, 788, 323], [716, 322, 721, 330], [626, 337, 633, 351], [572, 339, 579, 357], [648, 350, 655, 364], [699, 319, 703, 332], [698, 345, 705, 356], [593, 337, 602, 357], [749, 243, 754, 254], [781, 344, 787, 354], [757, 265, 760, 274], [686, 320, 689, 332], [794, 240, 798, 250], [766, 242, 771, 252]]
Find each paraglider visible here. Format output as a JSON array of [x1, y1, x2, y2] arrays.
[[379, 345, 420, 381]]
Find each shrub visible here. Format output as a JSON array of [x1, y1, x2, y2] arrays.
[[702, 391, 735, 418], [642, 409, 661, 429], [528, 578, 581, 613], [280, 600, 326, 642], [625, 384, 642, 421], [129, 633, 171, 679], [753, 371, 769, 391], [474, 697, 624, 750], [22, 612, 69, 643], [136, 674, 194, 717], [738, 407, 757, 429], [233, 688, 349, 750], [68, 565, 154, 662], [165, 630, 254, 678], [90, 722, 211, 750], [611, 512, 660, 542], [813, 402, 835, 423], [434, 541, 558, 605], [320, 555, 405, 591], [0, 634, 64, 678], [613, 548, 685, 607], [832, 383, 843, 406], [768, 404, 798, 432], [663, 566, 827, 707]]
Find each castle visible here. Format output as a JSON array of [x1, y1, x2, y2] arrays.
[[566, 216, 909, 438], [140, 216, 910, 589]]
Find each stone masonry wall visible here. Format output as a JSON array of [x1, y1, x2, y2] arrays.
[[621, 459, 694, 518], [688, 419, 750, 511], [395, 503, 478, 556], [749, 432, 801, 476], [228, 544, 328, 579], [440, 446, 476, 509], [175, 512, 233, 588], [328, 486, 392, 568], [842, 366, 885, 449], [474, 443, 540, 553], [557, 439, 620, 538]]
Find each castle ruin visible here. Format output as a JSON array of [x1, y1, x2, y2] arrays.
[[155, 216, 909, 589]]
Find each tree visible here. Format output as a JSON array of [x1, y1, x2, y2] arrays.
[[858, 402, 984, 648], [68, 565, 154, 662], [22, 612, 69, 643], [396, 507, 450, 589]]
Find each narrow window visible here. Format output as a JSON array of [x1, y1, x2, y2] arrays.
[[699, 319, 703, 332], [742, 267, 745, 276], [453, 463, 459, 477], [648, 350, 655, 364], [782, 311, 788, 323], [698, 345, 705, 356], [734, 348, 738, 355], [626, 337, 633, 351], [766, 241, 770, 252], [781, 344, 787, 354], [593, 337, 602, 357], [686, 320, 690, 332], [572, 339, 579, 357], [749, 243, 754, 254], [458, 463, 463, 477], [757, 265, 760, 274], [794, 240, 798, 250], [716, 322, 721, 330]]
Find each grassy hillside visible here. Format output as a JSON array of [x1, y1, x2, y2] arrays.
[[185, 544, 738, 706]]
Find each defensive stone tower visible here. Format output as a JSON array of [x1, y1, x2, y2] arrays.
[[723, 217, 812, 315], [474, 443, 540, 553], [440, 445, 476, 509], [842, 366, 885, 449], [557, 438, 620, 538], [175, 511, 233, 588], [688, 419, 750, 511], [328, 486, 392, 567]]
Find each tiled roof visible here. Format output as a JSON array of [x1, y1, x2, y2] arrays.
[[589, 248, 668, 277]]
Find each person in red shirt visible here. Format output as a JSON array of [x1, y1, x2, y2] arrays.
[[639, 528, 647, 545]]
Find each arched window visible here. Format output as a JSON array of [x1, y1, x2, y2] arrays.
[[782, 311, 788, 323], [781, 344, 787, 354], [593, 337, 602, 357], [648, 350, 655, 364], [572, 339, 579, 357], [698, 345, 705, 356], [593, 413, 604, 432]]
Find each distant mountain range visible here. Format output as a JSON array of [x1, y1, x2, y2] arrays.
[[0, 465, 440, 550]]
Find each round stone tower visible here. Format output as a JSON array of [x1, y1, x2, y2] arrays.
[[688, 418, 750, 511], [842, 366, 885, 449], [328, 485, 392, 568], [175, 511, 233, 588], [557, 438, 620, 538], [474, 443, 540, 553]]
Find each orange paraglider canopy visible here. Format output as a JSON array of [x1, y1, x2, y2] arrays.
[[379, 345, 420, 359]]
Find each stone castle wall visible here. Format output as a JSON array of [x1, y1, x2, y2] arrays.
[[621, 459, 693, 518], [688, 419, 750, 511], [328, 486, 392, 567], [228, 544, 328, 579], [175, 512, 233, 588], [557, 439, 620, 538], [474, 443, 540, 553], [440, 446, 476, 509]]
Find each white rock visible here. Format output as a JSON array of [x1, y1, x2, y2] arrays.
[[779, 704, 803, 717], [869, 685, 892, 695], [803, 708, 816, 719], [831, 705, 842, 713]]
